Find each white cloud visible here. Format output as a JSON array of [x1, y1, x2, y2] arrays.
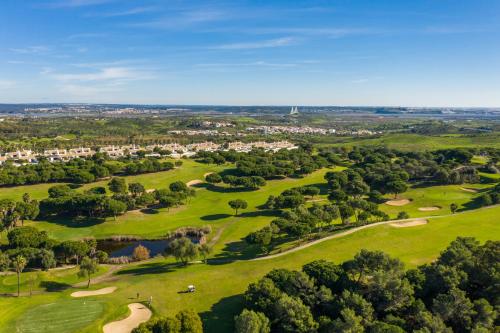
[[51, 67, 147, 82], [9, 46, 49, 54], [212, 37, 296, 50], [131, 9, 225, 29]]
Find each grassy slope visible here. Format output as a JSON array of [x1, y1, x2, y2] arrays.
[[1, 205, 498, 333]]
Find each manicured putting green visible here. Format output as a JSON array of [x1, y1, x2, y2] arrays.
[[16, 299, 104, 333]]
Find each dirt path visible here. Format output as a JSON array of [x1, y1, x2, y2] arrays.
[[103, 303, 152, 333], [71, 286, 117, 298], [73, 265, 123, 288], [460, 187, 478, 193]]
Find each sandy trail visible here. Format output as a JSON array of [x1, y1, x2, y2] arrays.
[[390, 219, 428, 228], [385, 199, 410, 206], [71, 286, 117, 298], [418, 207, 441, 211], [103, 303, 152, 333], [187, 179, 203, 187]]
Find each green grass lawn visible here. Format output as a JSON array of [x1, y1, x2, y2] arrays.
[[379, 183, 492, 218], [24, 167, 333, 241], [1, 205, 497, 333]]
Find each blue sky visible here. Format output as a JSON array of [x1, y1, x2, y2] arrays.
[[1, 0, 499, 106]]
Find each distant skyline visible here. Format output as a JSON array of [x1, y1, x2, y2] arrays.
[[1, 0, 500, 107]]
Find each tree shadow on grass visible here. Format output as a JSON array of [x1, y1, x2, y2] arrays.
[[196, 183, 257, 193], [201, 214, 232, 221], [239, 209, 280, 218], [116, 261, 178, 276], [140, 208, 159, 214], [457, 197, 484, 212], [307, 182, 330, 195], [40, 216, 105, 228], [200, 294, 244, 333], [40, 280, 72, 292]]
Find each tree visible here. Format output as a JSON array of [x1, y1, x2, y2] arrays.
[[108, 177, 127, 194], [78, 256, 99, 288], [386, 180, 408, 199], [273, 294, 318, 333], [205, 173, 222, 184], [129, 183, 146, 197], [235, 309, 271, 333], [0, 251, 10, 272], [13, 255, 27, 296], [8, 226, 47, 248], [167, 237, 199, 265], [15, 200, 39, 226], [302, 186, 320, 198], [170, 181, 188, 193], [132, 245, 150, 261], [176, 309, 203, 333], [48, 185, 72, 198], [104, 198, 127, 220], [40, 249, 56, 271], [229, 199, 248, 216], [198, 244, 212, 263], [450, 203, 458, 214], [397, 211, 409, 220], [0, 199, 19, 230]]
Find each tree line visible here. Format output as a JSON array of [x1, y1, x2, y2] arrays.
[[0, 153, 179, 186]]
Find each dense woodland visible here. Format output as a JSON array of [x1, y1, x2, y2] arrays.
[[236, 237, 499, 333]]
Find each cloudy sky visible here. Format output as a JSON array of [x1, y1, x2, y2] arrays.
[[1, 0, 499, 106]]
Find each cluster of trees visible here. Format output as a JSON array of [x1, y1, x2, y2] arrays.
[[133, 309, 203, 333], [264, 186, 320, 210], [0, 154, 175, 186], [0, 193, 40, 231], [0, 226, 107, 294], [206, 173, 267, 190], [328, 146, 481, 187], [197, 147, 338, 180], [165, 237, 212, 265], [236, 237, 498, 333], [39, 178, 194, 220]]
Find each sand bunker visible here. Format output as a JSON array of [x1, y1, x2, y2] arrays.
[[103, 303, 152, 333], [418, 206, 441, 212], [390, 219, 428, 228], [460, 187, 478, 193], [385, 199, 410, 206], [71, 286, 117, 298], [187, 179, 203, 187], [203, 172, 214, 178]]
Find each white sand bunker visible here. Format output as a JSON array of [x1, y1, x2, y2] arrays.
[[385, 199, 410, 206], [418, 206, 441, 211], [460, 187, 478, 193], [390, 219, 428, 228], [187, 179, 203, 187], [103, 303, 152, 333], [71, 286, 117, 298], [204, 172, 214, 177]]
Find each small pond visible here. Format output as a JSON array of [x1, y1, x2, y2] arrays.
[[97, 239, 170, 258]]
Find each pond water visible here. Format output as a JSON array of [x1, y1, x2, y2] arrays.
[[97, 239, 170, 258]]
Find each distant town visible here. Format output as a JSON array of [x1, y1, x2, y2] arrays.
[[0, 140, 297, 165]]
